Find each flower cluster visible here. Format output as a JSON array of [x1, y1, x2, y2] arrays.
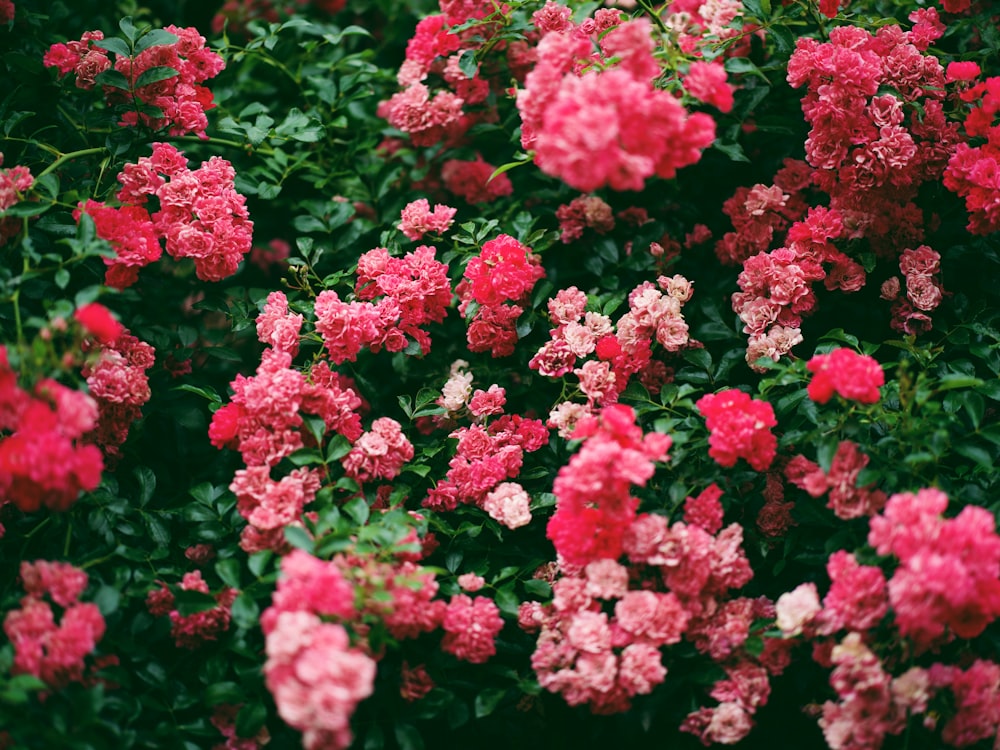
[[2, 561, 106, 688], [516, 17, 715, 191], [555, 195, 615, 244], [45, 26, 226, 137], [379, 3, 499, 149], [943, 68, 1000, 235], [695, 389, 777, 472], [878, 245, 947, 335], [398, 198, 457, 241], [458, 234, 545, 357], [785, 441, 888, 520], [0, 154, 33, 212], [441, 594, 505, 663], [732, 207, 862, 369], [869, 488, 1000, 649], [423, 392, 549, 523], [546, 404, 671, 566], [260, 552, 374, 750], [146, 571, 237, 650], [264, 611, 375, 750], [0, 153, 34, 246], [314, 245, 451, 362], [775, 487, 1000, 747], [211, 293, 385, 550], [342, 418, 414, 484], [80, 142, 253, 287], [806, 348, 884, 405], [532, 276, 694, 421], [0, 347, 104, 515], [714, 159, 812, 266], [786, 16, 960, 251], [440, 155, 514, 205], [82, 328, 156, 463], [526, 491, 768, 729], [525, 561, 688, 714], [41, 30, 111, 90]]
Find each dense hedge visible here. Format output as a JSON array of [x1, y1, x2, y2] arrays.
[[1, 0, 999, 748]]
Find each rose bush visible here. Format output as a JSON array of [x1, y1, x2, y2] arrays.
[[1, 0, 999, 748]]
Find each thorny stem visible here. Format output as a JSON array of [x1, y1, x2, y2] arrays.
[[636, 0, 671, 36], [35, 147, 108, 180], [169, 134, 279, 157]]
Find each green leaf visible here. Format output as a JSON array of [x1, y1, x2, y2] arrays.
[[215, 558, 241, 588], [205, 682, 244, 706], [284, 525, 315, 553], [936, 374, 983, 392], [742, 0, 769, 20], [955, 443, 993, 469], [134, 466, 157, 505], [231, 592, 260, 629], [494, 585, 519, 616], [94, 69, 131, 91], [977, 379, 1000, 401], [287, 448, 324, 467], [189, 481, 224, 504], [326, 434, 352, 462], [93, 585, 121, 616], [458, 49, 478, 79], [2, 201, 51, 218], [173, 589, 218, 616], [488, 156, 532, 182], [712, 140, 750, 162], [274, 107, 325, 142], [134, 65, 179, 88], [723, 57, 770, 83], [144, 515, 170, 546], [343, 496, 370, 526], [235, 702, 267, 739], [92, 37, 132, 58], [769, 23, 796, 54], [118, 16, 139, 42], [523, 579, 551, 598], [394, 724, 424, 750], [248, 550, 272, 577], [54, 268, 70, 289], [474, 688, 506, 718], [134, 28, 179, 54]]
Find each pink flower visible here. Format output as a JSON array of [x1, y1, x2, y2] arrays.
[[398, 198, 457, 241], [683, 483, 725, 535], [684, 61, 734, 113], [342, 418, 414, 483], [464, 235, 544, 306], [457, 573, 486, 592], [775, 583, 821, 636], [807, 348, 884, 404], [468, 384, 507, 418], [264, 612, 375, 750], [73, 303, 124, 345], [696, 390, 777, 471], [441, 595, 504, 663], [483, 482, 532, 529], [441, 155, 513, 204]]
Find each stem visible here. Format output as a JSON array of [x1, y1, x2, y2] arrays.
[[636, 0, 670, 36], [56, 104, 91, 148], [168, 134, 279, 157], [35, 147, 108, 180]]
